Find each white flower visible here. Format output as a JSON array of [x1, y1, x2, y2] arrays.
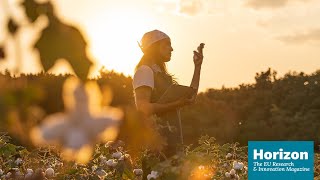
[[15, 158, 23, 165], [147, 171, 159, 180], [133, 169, 143, 176], [0, 169, 3, 175], [45, 168, 55, 178], [233, 161, 244, 170], [30, 78, 123, 164], [230, 169, 236, 175], [225, 172, 230, 178], [223, 163, 228, 167], [226, 153, 232, 159], [112, 152, 123, 159], [95, 169, 107, 177], [106, 159, 118, 167]]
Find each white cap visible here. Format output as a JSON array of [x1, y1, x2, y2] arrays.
[[138, 30, 170, 53]]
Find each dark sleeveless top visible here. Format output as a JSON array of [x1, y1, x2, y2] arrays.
[[148, 64, 183, 152]]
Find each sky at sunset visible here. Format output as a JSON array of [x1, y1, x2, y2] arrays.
[[1, 0, 320, 91]]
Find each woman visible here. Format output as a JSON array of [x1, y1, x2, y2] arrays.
[[133, 29, 204, 157]]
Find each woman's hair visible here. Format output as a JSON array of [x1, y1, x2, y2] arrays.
[[135, 39, 170, 75]]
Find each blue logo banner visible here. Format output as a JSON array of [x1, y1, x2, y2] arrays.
[[248, 141, 314, 180]]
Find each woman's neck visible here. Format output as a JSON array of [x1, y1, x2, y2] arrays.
[[143, 54, 162, 65]]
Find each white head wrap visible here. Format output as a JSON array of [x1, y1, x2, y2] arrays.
[[138, 30, 170, 53]]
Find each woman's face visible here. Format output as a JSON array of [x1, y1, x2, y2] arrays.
[[159, 38, 173, 62]]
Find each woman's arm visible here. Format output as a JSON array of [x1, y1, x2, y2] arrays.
[[190, 66, 202, 90], [190, 43, 204, 91], [134, 86, 191, 116]]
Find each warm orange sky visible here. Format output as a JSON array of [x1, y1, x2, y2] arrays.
[[1, 0, 320, 92]]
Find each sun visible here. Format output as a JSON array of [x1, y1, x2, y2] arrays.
[[86, 8, 155, 76]]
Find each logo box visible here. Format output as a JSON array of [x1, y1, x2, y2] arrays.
[[248, 141, 314, 180]]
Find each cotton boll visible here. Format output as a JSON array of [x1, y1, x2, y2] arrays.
[[226, 153, 232, 159], [95, 169, 107, 177], [106, 159, 118, 167], [34, 168, 45, 179], [91, 165, 97, 172], [237, 162, 244, 170], [133, 169, 143, 176], [100, 155, 107, 162], [6, 172, 12, 179], [15, 170, 24, 179], [26, 169, 33, 174], [112, 152, 122, 159], [45, 168, 55, 178], [15, 158, 23, 165], [100, 159, 108, 166], [104, 141, 113, 148], [56, 161, 63, 167], [119, 154, 130, 161], [230, 169, 236, 175], [233, 161, 244, 170], [232, 161, 237, 168], [25, 169, 34, 180], [106, 159, 114, 166], [147, 171, 159, 180]]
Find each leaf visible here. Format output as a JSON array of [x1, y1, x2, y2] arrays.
[[35, 18, 92, 81], [21, 0, 41, 22], [122, 168, 135, 179], [0, 143, 17, 158], [66, 168, 79, 175]]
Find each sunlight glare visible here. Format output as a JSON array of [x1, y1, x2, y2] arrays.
[[87, 9, 153, 76]]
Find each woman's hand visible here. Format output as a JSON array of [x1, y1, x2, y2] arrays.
[[193, 43, 205, 67], [176, 95, 196, 107]]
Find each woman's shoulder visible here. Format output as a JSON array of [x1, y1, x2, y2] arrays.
[[135, 64, 162, 74], [133, 65, 155, 90], [134, 65, 154, 77], [136, 65, 153, 72]]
